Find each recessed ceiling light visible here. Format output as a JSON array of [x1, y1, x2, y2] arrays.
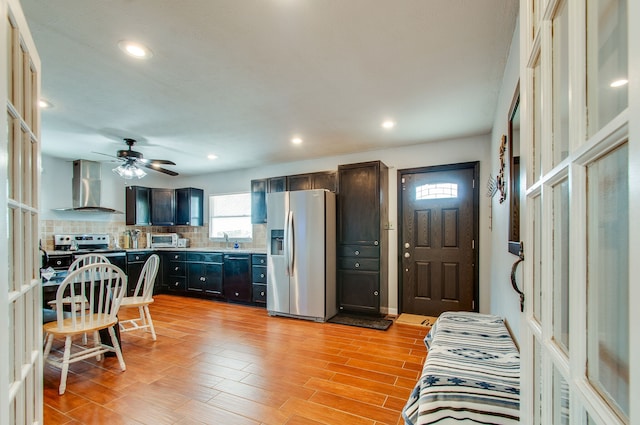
[[39, 99, 53, 108], [207, 154, 218, 160], [610, 78, 628, 88], [381, 120, 396, 129], [118, 40, 153, 59], [291, 137, 303, 145]]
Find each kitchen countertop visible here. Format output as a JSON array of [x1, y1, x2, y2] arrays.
[[125, 247, 267, 254], [46, 247, 267, 255]]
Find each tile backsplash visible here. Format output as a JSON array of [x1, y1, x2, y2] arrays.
[[40, 220, 267, 251]]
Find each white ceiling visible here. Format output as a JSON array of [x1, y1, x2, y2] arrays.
[[21, 0, 518, 177]]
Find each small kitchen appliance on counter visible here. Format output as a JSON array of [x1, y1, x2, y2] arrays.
[[150, 233, 179, 248]]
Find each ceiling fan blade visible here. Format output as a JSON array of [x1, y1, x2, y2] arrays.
[[140, 162, 179, 176], [139, 158, 177, 166], [92, 151, 121, 160]]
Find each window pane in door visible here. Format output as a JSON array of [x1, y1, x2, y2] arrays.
[[587, 143, 629, 420], [533, 194, 542, 321], [533, 57, 542, 181], [553, 178, 570, 353], [553, 367, 570, 425], [534, 338, 543, 425], [553, 0, 569, 164], [586, 0, 628, 137]]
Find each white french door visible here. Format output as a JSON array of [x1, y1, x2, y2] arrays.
[[519, 0, 638, 424], [1, 0, 42, 424]]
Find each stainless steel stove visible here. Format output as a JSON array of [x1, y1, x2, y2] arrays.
[[52, 234, 126, 270], [54, 233, 113, 251]]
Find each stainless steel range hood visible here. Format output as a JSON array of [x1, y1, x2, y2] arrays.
[[54, 160, 123, 213]]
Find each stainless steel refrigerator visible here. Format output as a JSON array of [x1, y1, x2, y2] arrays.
[[266, 189, 336, 322]]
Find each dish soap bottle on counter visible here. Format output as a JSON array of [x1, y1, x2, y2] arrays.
[[123, 231, 130, 249]]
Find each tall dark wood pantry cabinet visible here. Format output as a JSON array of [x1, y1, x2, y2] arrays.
[[337, 161, 388, 315]]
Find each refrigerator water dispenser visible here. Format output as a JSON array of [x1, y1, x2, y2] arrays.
[[270, 230, 284, 255]]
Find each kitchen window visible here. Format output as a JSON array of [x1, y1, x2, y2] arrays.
[[209, 193, 253, 241]]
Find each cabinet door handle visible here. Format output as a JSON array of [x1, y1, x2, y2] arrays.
[[260, 259, 265, 264], [260, 273, 264, 278], [175, 266, 179, 271], [374, 291, 379, 296], [260, 291, 265, 296], [174, 282, 180, 287], [374, 240, 379, 246], [174, 255, 179, 259], [235, 292, 239, 297], [354, 250, 360, 256], [136, 256, 140, 260], [56, 260, 62, 265], [354, 262, 360, 268]]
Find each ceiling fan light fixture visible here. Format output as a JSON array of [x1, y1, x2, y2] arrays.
[[113, 163, 147, 179]]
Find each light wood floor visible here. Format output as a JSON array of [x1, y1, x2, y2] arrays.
[[44, 294, 429, 425]]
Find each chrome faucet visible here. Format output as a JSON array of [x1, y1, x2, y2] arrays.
[[223, 232, 229, 248]]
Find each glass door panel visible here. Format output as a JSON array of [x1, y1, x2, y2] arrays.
[[553, 367, 570, 425], [587, 143, 629, 421], [533, 193, 543, 322], [533, 57, 543, 182], [552, 177, 570, 353], [552, 0, 569, 164], [586, 0, 628, 137]]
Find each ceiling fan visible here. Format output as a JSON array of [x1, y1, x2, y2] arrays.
[[100, 138, 179, 178]]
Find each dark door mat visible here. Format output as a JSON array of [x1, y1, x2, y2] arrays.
[[327, 313, 393, 330]]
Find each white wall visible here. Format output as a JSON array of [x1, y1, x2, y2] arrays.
[[41, 132, 491, 315], [488, 20, 522, 342]]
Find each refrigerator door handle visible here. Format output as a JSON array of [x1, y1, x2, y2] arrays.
[[283, 210, 291, 276], [287, 210, 294, 273], [283, 211, 293, 276]]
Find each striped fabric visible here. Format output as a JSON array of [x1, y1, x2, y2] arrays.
[[402, 312, 520, 425]]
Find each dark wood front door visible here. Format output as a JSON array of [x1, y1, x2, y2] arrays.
[[399, 163, 478, 316]]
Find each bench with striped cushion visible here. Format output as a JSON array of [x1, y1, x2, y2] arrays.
[[402, 311, 520, 425]]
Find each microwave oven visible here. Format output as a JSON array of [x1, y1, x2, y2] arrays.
[[150, 233, 179, 248]]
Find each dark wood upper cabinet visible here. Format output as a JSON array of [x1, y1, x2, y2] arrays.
[[311, 171, 337, 193], [251, 179, 267, 224], [175, 187, 203, 226], [268, 176, 287, 193], [125, 186, 151, 226], [287, 174, 312, 191], [127, 186, 203, 227], [150, 188, 176, 226], [252, 172, 336, 224], [337, 162, 386, 244]]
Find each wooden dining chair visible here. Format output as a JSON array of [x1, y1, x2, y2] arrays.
[[67, 253, 111, 271], [48, 253, 112, 345], [119, 254, 160, 340], [43, 262, 127, 395]]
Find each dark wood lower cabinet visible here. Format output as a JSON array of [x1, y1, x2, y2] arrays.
[[251, 254, 267, 304], [187, 253, 223, 296], [126, 251, 152, 296], [223, 254, 251, 302], [163, 251, 186, 293], [156, 251, 265, 306], [337, 270, 380, 314]]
